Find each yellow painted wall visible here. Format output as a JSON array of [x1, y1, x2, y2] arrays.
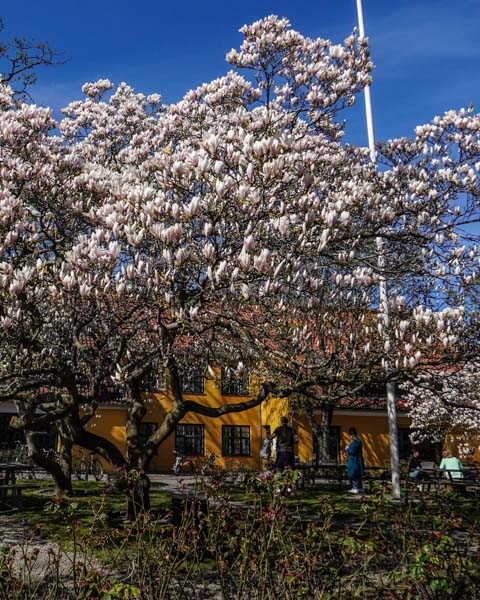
[[83, 407, 127, 472], [90, 369, 266, 472], [335, 414, 410, 466], [291, 415, 313, 463], [87, 371, 440, 473], [90, 397, 418, 472], [292, 412, 411, 467], [260, 394, 290, 436], [85, 407, 128, 453]]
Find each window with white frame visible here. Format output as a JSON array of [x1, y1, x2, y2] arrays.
[[180, 364, 205, 394], [141, 367, 167, 392]]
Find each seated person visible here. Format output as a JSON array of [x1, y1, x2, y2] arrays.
[[408, 448, 422, 479], [439, 450, 463, 479]]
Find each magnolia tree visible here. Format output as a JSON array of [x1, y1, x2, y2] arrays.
[[0, 16, 378, 504], [404, 360, 480, 458], [208, 97, 480, 458], [1, 15, 480, 508]]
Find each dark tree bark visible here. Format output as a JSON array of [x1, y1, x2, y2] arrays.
[[25, 430, 73, 494], [305, 401, 335, 463]]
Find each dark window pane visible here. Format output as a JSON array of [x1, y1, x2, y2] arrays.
[[398, 427, 412, 460], [141, 368, 167, 392], [175, 424, 205, 455], [221, 368, 250, 396], [312, 426, 340, 462], [138, 422, 158, 447], [98, 384, 125, 404], [222, 425, 250, 456], [180, 365, 205, 394], [328, 426, 340, 461], [398, 427, 442, 463]]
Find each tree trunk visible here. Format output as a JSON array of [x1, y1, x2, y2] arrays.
[[125, 470, 151, 522], [305, 401, 334, 462], [319, 404, 334, 462], [25, 430, 73, 494], [122, 382, 152, 519], [55, 423, 73, 491], [125, 384, 146, 471]]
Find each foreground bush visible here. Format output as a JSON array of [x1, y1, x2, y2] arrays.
[[1, 474, 479, 599]]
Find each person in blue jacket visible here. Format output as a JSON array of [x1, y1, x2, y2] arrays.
[[345, 427, 365, 494]]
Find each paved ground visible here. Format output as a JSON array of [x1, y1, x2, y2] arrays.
[[149, 472, 198, 489], [0, 513, 83, 584], [0, 479, 222, 597]]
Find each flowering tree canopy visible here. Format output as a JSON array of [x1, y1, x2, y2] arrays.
[[1, 15, 480, 490], [404, 361, 480, 456]]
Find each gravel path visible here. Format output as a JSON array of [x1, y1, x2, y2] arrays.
[[0, 512, 100, 587], [0, 475, 195, 586]]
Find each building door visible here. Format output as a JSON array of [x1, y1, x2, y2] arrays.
[[398, 427, 441, 463]]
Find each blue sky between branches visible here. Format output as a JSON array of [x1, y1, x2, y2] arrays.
[[3, 0, 480, 148]]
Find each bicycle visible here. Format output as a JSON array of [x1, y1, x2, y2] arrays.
[[74, 449, 104, 481], [12, 442, 50, 480], [200, 450, 216, 476], [172, 451, 185, 476], [13, 441, 29, 464]]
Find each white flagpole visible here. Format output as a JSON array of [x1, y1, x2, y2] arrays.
[[355, 0, 402, 500]]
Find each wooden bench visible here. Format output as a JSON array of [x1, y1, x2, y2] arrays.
[[441, 469, 480, 499], [315, 464, 349, 489], [296, 465, 316, 489], [404, 467, 479, 501], [364, 468, 392, 493]]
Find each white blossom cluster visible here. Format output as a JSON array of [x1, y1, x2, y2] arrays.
[[0, 16, 479, 426], [404, 362, 480, 455]]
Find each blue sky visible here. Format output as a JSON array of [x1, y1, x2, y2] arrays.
[[2, 0, 480, 147]]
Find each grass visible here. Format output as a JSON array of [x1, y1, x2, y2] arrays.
[[5, 478, 172, 545], [9, 474, 478, 547]]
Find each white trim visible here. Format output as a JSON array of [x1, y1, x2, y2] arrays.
[[333, 409, 408, 418]]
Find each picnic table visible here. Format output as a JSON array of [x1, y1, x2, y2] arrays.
[[295, 463, 317, 488], [363, 465, 391, 492], [0, 462, 37, 509], [295, 462, 479, 500], [295, 462, 349, 489], [406, 465, 479, 500]]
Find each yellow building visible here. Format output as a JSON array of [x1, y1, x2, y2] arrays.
[[2, 366, 476, 470], [88, 366, 269, 472], [84, 366, 444, 473]]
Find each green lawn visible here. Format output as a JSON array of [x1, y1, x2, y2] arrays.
[[10, 475, 479, 547]]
